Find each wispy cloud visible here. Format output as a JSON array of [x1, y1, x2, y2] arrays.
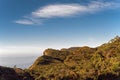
[[14, 1, 120, 25], [32, 4, 86, 18], [15, 19, 34, 25], [32, 1, 117, 18]]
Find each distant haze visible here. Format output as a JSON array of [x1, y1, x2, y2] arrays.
[[0, 53, 42, 69]]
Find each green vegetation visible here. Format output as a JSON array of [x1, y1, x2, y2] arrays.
[[28, 36, 120, 80], [1, 36, 120, 80]]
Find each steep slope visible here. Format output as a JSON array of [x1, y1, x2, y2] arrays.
[[28, 36, 120, 80]]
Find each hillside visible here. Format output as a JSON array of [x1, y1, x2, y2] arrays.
[[1, 36, 120, 80], [0, 66, 33, 80]]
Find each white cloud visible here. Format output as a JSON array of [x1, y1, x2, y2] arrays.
[[32, 4, 87, 18], [15, 19, 35, 25], [32, 1, 118, 18], [15, 1, 120, 25]]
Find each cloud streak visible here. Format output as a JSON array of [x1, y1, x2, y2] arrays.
[[32, 1, 117, 18], [15, 1, 120, 25], [32, 4, 86, 18], [15, 19, 34, 25]]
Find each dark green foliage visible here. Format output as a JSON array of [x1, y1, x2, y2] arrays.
[[0, 66, 19, 80], [0, 66, 34, 80]]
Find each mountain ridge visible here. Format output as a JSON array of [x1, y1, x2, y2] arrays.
[[0, 36, 120, 80]]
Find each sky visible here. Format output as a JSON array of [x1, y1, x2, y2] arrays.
[[0, 0, 120, 56]]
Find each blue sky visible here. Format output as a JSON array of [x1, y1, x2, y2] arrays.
[[0, 0, 120, 55]]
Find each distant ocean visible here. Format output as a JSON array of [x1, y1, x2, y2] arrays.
[[0, 53, 41, 69]]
